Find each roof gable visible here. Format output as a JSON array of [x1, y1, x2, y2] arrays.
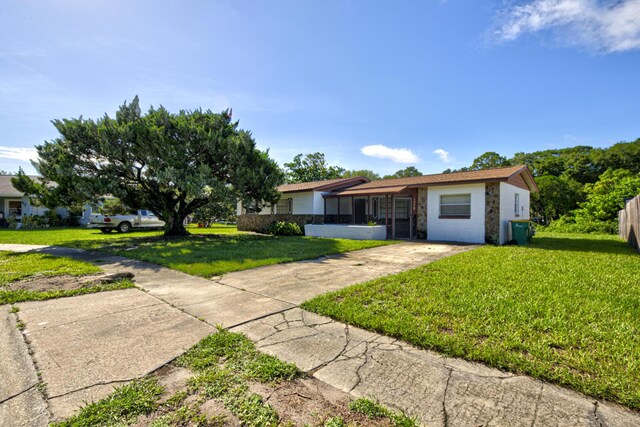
[[277, 177, 369, 193]]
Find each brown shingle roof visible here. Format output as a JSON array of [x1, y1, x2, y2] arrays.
[[330, 165, 537, 192], [277, 177, 369, 193]]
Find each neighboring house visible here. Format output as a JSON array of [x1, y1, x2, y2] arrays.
[[236, 177, 370, 232], [237, 166, 538, 244], [0, 175, 73, 225]]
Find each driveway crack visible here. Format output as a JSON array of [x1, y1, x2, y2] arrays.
[[0, 383, 38, 405], [442, 366, 453, 427]]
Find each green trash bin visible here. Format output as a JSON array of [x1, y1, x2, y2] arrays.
[[510, 220, 531, 245]]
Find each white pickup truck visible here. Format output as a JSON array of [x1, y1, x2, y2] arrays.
[[87, 209, 165, 233]]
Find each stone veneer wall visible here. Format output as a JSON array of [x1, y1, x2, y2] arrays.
[[237, 214, 324, 234], [484, 183, 500, 244], [417, 187, 428, 239]]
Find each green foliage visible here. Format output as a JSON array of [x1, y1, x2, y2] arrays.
[[574, 169, 640, 222], [342, 169, 381, 181], [383, 166, 422, 179], [52, 377, 164, 427], [542, 217, 618, 234], [19, 214, 48, 229], [24, 97, 283, 236], [531, 175, 584, 223], [267, 221, 302, 236], [284, 152, 345, 183], [192, 195, 237, 227], [99, 198, 128, 216], [303, 233, 640, 409], [470, 152, 511, 170]]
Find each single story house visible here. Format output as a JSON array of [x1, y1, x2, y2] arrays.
[[237, 165, 538, 244], [0, 175, 86, 225], [236, 176, 369, 233], [0, 175, 51, 221]]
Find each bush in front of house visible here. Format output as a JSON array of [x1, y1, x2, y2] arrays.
[[267, 221, 303, 236]]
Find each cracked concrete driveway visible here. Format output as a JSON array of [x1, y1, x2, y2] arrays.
[[2, 241, 640, 426]]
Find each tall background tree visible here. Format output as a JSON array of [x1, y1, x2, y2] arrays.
[[284, 152, 345, 183], [342, 169, 381, 181], [14, 97, 283, 236], [383, 166, 422, 179], [445, 139, 640, 233]]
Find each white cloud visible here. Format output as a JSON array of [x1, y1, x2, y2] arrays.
[[360, 145, 420, 163], [0, 146, 38, 162], [434, 148, 455, 163], [494, 0, 640, 52]]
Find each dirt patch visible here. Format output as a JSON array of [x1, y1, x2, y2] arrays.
[[133, 365, 402, 427], [7, 272, 134, 292], [251, 377, 395, 426]]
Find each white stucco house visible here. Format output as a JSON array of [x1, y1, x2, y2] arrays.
[[237, 165, 538, 244], [0, 175, 85, 225]]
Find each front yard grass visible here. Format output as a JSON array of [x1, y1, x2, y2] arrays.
[[101, 235, 395, 277], [302, 232, 640, 410], [0, 226, 396, 277], [0, 251, 134, 304]]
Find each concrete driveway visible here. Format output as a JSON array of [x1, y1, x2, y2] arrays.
[[3, 241, 639, 426]]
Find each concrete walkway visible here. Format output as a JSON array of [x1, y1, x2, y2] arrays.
[[1, 242, 640, 426]]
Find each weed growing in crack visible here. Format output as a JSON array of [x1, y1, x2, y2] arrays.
[[51, 377, 164, 427], [348, 397, 417, 426], [324, 416, 347, 427], [180, 328, 295, 427]]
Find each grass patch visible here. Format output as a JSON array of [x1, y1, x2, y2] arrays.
[[0, 226, 395, 277], [349, 398, 417, 426], [0, 250, 132, 304], [0, 251, 101, 285], [302, 232, 640, 410], [179, 328, 297, 427], [0, 224, 238, 246], [51, 377, 164, 427], [0, 280, 135, 305], [177, 327, 299, 382]]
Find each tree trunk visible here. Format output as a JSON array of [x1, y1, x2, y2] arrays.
[[164, 213, 189, 236]]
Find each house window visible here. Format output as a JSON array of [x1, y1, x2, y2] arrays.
[[514, 193, 520, 217], [276, 198, 292, 214], [8, 200, 22, 217], [378, 197, 388, 219], [440, 194, 471, 219]]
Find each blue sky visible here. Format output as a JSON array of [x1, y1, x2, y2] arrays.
[[1, 0, 639, 176]]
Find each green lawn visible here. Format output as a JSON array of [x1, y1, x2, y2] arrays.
[[0, 223, 238, 246], [0, 251, 134, 304], [0, 251, 101, 284], [100, 234, 395, 277], [302, 232, 640, 410], [0, 225, 396, 277]]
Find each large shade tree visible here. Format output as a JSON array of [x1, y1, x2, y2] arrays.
[[15, 97, 283, 236]]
